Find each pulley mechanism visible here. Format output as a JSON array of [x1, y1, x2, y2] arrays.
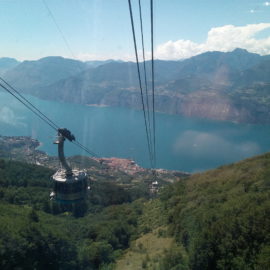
[[50, 128, 89, 203]]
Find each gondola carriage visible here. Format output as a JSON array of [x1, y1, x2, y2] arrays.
[[50, 128, 89, 203]]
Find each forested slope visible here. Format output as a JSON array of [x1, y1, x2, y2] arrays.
[[159, 153, 270, 270], [0, 159, 147, 269], [0, 152, 269, 269]]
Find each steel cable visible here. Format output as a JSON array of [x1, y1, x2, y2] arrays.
[[0, 80, 99, 157], [128, 0, 154, 168], [150, 0, 156, 168]]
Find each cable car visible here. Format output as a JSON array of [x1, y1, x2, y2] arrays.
[[50, 128, 89, 203]]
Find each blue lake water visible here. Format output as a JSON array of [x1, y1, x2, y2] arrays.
[[1, 91, 270, 172]]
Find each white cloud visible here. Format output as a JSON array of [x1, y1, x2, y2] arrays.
[[264, 2, 270, 6], [156, 23, 270, 60], [75, 23, 270, 62]]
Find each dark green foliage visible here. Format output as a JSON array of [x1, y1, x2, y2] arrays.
[[0, 205, 78, 270], [0, 200, 143, 270], [18, 224, 77, 270], [0, 158, 144, 214], [88, 180, 131, 207], [79, 240, 114, 269], [28, 207, 39, 222], [161, 153, 270, 270], [0, 158, 145, 269], [0, 159, 53, 187], [0, 159, 53, 210], [159, 245, 189, 270], [1, 151, 270, 269]]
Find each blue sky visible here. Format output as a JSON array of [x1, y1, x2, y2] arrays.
[[0, 0, 270, 61]]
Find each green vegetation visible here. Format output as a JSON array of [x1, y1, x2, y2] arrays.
[[160, 153, 270, 270], [115, 230, 175, 270], [1, 151, 270, 269], [115, 153, 270, 269], [0, 159, 147, 269]]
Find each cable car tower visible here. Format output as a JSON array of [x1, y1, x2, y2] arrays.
[[50, 128, 89, 203]]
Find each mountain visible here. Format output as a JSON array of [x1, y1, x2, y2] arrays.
[[231, 59, 270, 87], [161, 48, 264, 94], [3, 56, 88, 93], [26, 60, 183, 105], [168, 48, 262, 83], [86, 59, 124, 68], [3, 48, 270, 123], [0, 57, 20, 75], [29, 49, 270, 122]]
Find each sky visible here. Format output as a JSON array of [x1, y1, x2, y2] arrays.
[[1, 0, 270, 61]]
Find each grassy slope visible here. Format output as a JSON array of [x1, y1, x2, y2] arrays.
[[115, 230, 174, 270], [114, 199, 173, 270]]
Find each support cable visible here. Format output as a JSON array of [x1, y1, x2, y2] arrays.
[[42, 0, 76, 59], [138, 0, 153, 161], [0, 81, 58, 132], [0, 79, 99, 157], [72, 141, 100, 158], [150, 0, 156, 168], [0, 77, 59, 131], [128, 0, 154, 168]]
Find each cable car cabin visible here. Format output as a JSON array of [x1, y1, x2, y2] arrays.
[[51, 169, 88, 203], [50, 129, 89, 203]]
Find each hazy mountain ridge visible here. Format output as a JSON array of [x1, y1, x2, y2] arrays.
[[3, 56, 88, 92], [86, 59, 124, 68], [0, 57, 20, 75], [3, 49, 270, 123]]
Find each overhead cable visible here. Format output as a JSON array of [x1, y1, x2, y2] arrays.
[[0, 77, 59, 131], [128, 0, 154, 168], [73, 141, 100, 158], [150, 0, 156, 168], [0, 78, 99, 157], [42, 0, 76, 59], [0, 81, 58, 132], [138, 0, 153, 161]]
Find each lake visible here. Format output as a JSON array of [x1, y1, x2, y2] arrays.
[[1, 91, 270, 172]]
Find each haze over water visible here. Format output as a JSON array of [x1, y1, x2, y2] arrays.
[[1, 91, 270, 172]]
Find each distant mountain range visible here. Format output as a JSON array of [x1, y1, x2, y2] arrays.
[[0, 57, 20, 75], [2, 48, 270, 123]]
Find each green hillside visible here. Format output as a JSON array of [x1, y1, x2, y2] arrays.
[[157, 153, 270, 270], [113, 153, 270, 270], [0, 152, 269, 269], [0, 158, 149, 269]]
